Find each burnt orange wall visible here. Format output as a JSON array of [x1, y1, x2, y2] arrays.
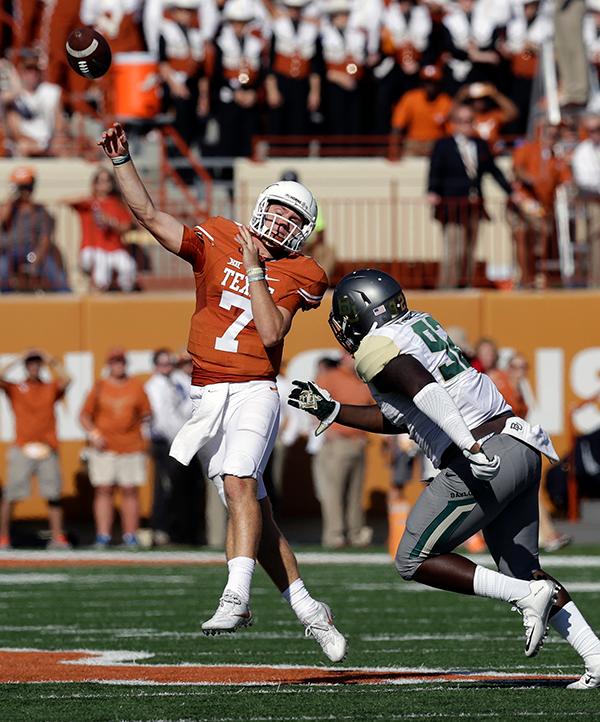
[[0, 291, 598, 520]]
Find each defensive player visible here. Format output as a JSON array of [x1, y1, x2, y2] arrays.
[[289, 269, 600, 688], [98, 122, 346, 662]]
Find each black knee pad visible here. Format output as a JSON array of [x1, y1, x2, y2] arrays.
[[47, 498, 62, 508]]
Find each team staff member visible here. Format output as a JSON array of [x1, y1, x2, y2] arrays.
[[80, 348, 151, 548], [313, 352, 373, 548], [290, 269, 600, 689], [97, 121, 346, 663], [0, 350, 71, 550]]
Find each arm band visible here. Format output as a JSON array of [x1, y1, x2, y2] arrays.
[[412, 382, 477, 451], [111, 153, 131, 166]]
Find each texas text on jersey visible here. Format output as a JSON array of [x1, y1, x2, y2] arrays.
[[178, 216, 328, 385]]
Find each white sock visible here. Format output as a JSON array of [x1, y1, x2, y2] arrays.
[[224, 556, 255, 604], [550, 601, 600, 662], [282, 578, 321, 621], [473, 565, 531, 603]]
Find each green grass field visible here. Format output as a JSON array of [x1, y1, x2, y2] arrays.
[[1, 547, 599, 721]]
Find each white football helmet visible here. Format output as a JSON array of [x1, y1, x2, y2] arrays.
[[249, 180, 317, 253]]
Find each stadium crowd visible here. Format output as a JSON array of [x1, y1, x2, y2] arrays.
[[0, 0, 600, 155], [1, 1, 600, 291], [0, 331, 581, 553]]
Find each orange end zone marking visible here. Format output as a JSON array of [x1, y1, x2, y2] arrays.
[[0, 649, 578, 686]]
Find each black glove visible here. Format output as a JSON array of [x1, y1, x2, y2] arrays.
[[287, 380, 341, 435]]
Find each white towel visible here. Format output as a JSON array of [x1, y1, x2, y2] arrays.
[[169, 384, 229, 466], [501, 417, 559, 463]]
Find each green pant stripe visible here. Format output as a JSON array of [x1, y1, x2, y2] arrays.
[[410, 499, 476, 559]]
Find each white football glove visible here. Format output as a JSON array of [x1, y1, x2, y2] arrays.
[[463, 449, 500, 482]]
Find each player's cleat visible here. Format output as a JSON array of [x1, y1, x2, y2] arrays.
[[301, 601, 347, 663], [512, 579, 560, 657], [201, 591, 253, 635], [566, 654, 600, 689]]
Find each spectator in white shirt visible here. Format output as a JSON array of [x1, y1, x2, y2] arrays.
[[572, 114, 600, 286], [145, 348, 193, 544], [2, 53, 65, 157]]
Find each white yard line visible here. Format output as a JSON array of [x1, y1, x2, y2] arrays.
[[1, 550, 599, 567]]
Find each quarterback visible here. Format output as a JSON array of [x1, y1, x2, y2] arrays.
[[289, 269, 600, 688], [98, 123, 346, 662]]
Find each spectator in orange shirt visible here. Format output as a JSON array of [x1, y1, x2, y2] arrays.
[[66, 168, 136, 292], [508, 121, 572, 288], [0, 349, 71, 550], [313, 353, 374, 548], [454, 82, 518, 150], [79, 348, 151, 548], [391, 65, 452, 155]]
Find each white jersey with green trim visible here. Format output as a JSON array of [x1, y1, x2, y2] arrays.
[[364, 311, 511, 467]]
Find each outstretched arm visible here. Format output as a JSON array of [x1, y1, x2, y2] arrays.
[[287, 380, 405, 435], [97, 123, 183, 254]]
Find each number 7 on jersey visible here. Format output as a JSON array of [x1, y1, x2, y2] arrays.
[[214, 290, 254, 353]]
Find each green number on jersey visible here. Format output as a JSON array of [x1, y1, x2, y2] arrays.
[[411, 316, 470, 381]]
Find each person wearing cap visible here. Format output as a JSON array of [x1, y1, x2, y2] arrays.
[[79, 349, 151, 548], [0, 167, 70, 293], [391, 65, 452, 155], [0, 349, 71, 551], [157, 0, 211, 147], [320, 0, 368, 135], [428, 103, 514, 289], [453, 82, 518, 150], [499, 0, 552, 136], [265, 0, 322, 136], [1, 50, 65, 156], [213, 0, 267, 157]]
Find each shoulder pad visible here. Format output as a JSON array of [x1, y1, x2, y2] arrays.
[[354, 334, 400, 383]]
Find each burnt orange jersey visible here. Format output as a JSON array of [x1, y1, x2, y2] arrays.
[[178, 217, 328, 385]]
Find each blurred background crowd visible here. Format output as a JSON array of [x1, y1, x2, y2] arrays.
[[1, 1, 600, 549], [1, 1, 600, 292], [1, 331, 594, 553]]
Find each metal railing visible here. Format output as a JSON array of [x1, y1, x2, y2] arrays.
[[0, 190, 597, 293]]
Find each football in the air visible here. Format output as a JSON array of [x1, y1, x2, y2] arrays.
[[66, 27, 112, 79]]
